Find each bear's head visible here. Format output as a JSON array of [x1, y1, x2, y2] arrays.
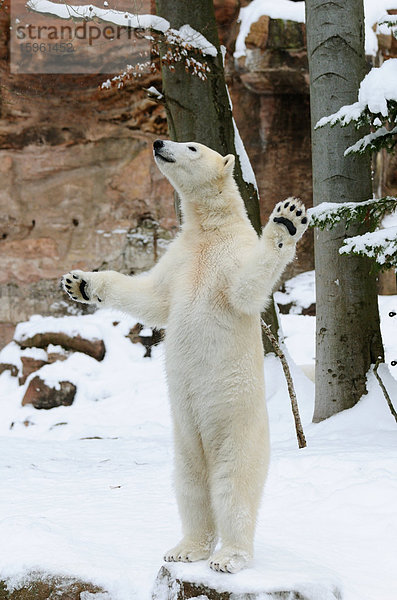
[[153, 140, 236, 199]]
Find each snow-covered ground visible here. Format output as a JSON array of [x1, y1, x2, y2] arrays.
[[0, 273, 396, 600]]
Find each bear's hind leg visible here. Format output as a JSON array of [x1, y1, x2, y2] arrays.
[[208, 424, 269, 573], [164, 420, 217, 563]]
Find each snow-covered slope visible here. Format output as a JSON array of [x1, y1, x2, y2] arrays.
[[0, 292, 396, 600]]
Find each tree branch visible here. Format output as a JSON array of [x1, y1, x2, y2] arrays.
[[261, 319, 307, 449], [374, 359, 397, 424]]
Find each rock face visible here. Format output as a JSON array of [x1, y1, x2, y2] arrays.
[[0, 2, 175, 345], [1, 2, 395, 346], [22, 375, 76, 409]]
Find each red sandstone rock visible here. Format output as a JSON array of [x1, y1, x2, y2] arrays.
[[22, 375, 76, 409], [19, 356, 49, 385], [17, 332, 106, 361]]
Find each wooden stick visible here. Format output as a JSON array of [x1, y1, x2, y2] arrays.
[[374, 359, 397, 425], [261, 319, 307, 449]]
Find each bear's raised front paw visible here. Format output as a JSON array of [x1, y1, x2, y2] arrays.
[[271, 197, 308, 240], [61, 270, 102, 304], [209, 546, 251, 574]]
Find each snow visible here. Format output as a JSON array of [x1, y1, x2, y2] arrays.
[[226, 86, 259, 190], [146, 86, 163, 99], [316, 59, 397, 129], [340, 226, 397, 264], [26, 0, 171, 32], [234, 0, 397, 59], [274, 269, 315, 314], [364, 0, 397, 55], [308, 200, 397, 265], [0, 291, 397, 600], [26, 0, 217, 57], [307, 197, 396, 227], [234, 0, 305, 59], [14, 313, 106, 344], [167, 24, 217, 58], [344, 125, 397, 156]]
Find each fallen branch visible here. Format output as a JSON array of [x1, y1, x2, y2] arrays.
[[374, 359, 397, 425], [261, 319, 307, 449]]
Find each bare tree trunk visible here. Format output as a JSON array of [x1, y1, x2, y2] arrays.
[[155, 0, 279, 352], [306, 0, 384, 422]]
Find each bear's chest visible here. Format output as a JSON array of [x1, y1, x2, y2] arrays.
[[175, 238, 236, 302]]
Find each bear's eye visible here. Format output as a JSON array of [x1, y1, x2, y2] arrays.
[[188, 146, 197, 152]]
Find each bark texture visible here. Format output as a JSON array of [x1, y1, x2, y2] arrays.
[[155, 0, 279, 348], [306, 0, 384, 421]]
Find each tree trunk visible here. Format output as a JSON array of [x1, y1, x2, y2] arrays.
[[155, 0, 279, 351], [306, 0, 384, 422]]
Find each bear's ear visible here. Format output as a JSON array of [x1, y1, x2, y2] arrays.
[[223, 154, 235, 175]]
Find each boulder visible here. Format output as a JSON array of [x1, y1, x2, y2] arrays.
[[17, 332, 105, 361], [22, 376, 76, 409], [19, 356, 49, 385], [0, 573, 108, 600]]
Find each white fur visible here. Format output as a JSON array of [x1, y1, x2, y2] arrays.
[[62, 141, 308, 573]]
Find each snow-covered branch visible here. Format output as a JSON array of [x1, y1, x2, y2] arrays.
[[344, 125, 397, 155], [308, 198, 397, 270], [340, 227, 397, 269], [316, 59, 397, 126], [26, 0, 218, 57], [308, 197, 397, 230], [27, 0, 170, 31], [315, 59, 397, 155]]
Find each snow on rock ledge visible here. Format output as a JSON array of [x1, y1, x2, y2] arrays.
[[15, 330, 106, 362], [152, 565, 342, 600], [0, 573, 108, 600]]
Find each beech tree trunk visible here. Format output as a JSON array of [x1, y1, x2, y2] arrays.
[[306, 0, 384, 422], [155, 0, 279, 351]]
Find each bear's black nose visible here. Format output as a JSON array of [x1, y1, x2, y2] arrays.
[[153, 139, 164, 151]]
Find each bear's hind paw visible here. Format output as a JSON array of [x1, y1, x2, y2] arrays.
[[164, 538, 214, 563], [209, 547, 251, 574]]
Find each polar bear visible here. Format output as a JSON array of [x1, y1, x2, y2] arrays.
[[62, 140, 307, 573]]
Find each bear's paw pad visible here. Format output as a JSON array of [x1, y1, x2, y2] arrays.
[[61, 271, 101, 304], [272, 198, 308, 238], [209, 547, 251, 574]]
